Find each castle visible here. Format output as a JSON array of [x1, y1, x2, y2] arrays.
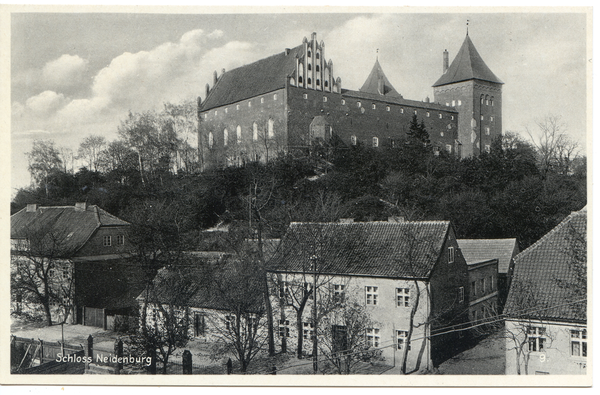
[[198, 32, 502, 168]]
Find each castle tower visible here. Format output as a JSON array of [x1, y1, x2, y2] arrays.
[[433, 34, 503, 158], [360, 58, 403, 98]]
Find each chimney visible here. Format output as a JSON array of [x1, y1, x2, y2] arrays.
[[205, 83, 210, 99], [443, 49, 449, 73], [75, 202, 87, 211], [425, 96, 430, 103], [285, 48, 290, 55], [339, 218, 354, 224], [26, 204, 38, 213], [213, 70, 218, 85], [221, 68, 226, 76], [388, 216, 405, 223], [197, 96, 202, 107]]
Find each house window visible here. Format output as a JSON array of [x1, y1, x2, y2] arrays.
[[103, 235, 111, 247], [451, 115, 454, 120], [440, 131, 444, 137], [350, 135, 357, 146], [448, 246, 454, 263], [208, 132, 214, 148], [480, 278, 485, 295], [372, 104, 376, 110], [223, 129, 228, 146], [323, 96, 327, 102], [397, 330, 408, 350], [278, 319, 290, 338], [414, 110, 417, 115], [485, 127, 490, 135], [446, 102, 450, 107], [193, 313, 206, 337], [303, 93, 308, 100], [253, 122, 258, 141], [571, 329, 587, 357], [225, 315, 235, 331], [366, 328, 380, 347], [386, 106, 390, 112], [433, 146, 440, 156], [279, 281, 289, 298], [303, 282, 314, 300], [446, 144, 452, 153], [214, 110, 218, 116], [333, 284, 345, 302], [365, 286, 378, 305], [471, 281, 476, 297], [396, 288, 410, 307], [480, 115, 484, 121], [458, 287, 464, 303], [485, 144, 491, 153], [117, 235, 125, 245], [204, 113, 207, 119], [303, 322, 314, 340], [372, 137, 379, 148], [527, 326, 546, 352]]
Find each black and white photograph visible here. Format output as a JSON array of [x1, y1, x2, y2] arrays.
[[2, 5, 592, 386]]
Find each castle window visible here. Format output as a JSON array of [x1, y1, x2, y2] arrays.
[[400, 108, 404, 113], [316, 65, 320, 72], [274, 93, 278, 100], [204, 113, 207, 119], [214, 110, 218, 116], [323, 96, 327, 102], [451, 115, 454, 120], [236, 125, 242, 144], [372, 137, 379, 148], [303, 93, 308, 100], [440, 131, 444, 137], [481, 115, 484, 121], [372, 104, 376, 110], [248, 101, 252, 107], [308, 63, 312, 71], [307, 78, 312, 85], [268, 119, 275, 138], [341, 99, 346, 105], [458, 100, 462, 106], [486, 95, 490, 105], [452, 100, 455, 106], [433, 146, 440, 156], [357, 102, 362, 108], [426, 112, 430, 117], [490, 116, 494, 122], [386, 106, 390, 112], [236, 104, 240, 110], [225, 108, 228, 113], [491, 97, 494, 106], [446, 102, 450, 106], [480, 96, 484, 104], [298, 76, 303, 84], [316, 79, 320, 86], [324, 80, 329, 88], [223, 129, 228, 146], [439, 113, 442, 119], [351, 135, 357, 145], [261, 97, 264, 104], [485, 127, 490, 135], [316, 52, 320, 60], [414, 110, 418, 115], [253, 122, 258, 141], [289, 77, 296, 86], [208, 132, 214, 148], [307, 50, 312, 58]]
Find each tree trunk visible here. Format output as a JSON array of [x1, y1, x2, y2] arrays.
[[296, 311, 304, 358], [43, 302, 53, 326]]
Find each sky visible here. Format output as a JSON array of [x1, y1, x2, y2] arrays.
[[9, 10, 590, 193]]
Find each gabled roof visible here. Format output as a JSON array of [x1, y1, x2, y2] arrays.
[[11, 204, 129, 254], [359, 59, 402, 98], [433, 34, 503, 87], [457, 238, 519, 274], [201, 45, 304, 112], [504, 208, 587, 323], [268, 221, 450, 279]]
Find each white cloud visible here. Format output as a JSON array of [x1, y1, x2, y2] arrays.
[[42, 54, 89, 89], [24, 90, 66, 114]]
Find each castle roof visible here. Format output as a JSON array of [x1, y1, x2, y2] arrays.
[[268, 221, 451, 279], [359, 58, 402, 98], [504, 207, 587, 324], [457, 238, 519, 274], [201, 45, 304, 112], [433, 34, 503, 87], [342, 89, 455, 112]]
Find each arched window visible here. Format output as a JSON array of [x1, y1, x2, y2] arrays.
[[308, 63, 312, 71], [485, 95, 489, 105], [480, 95, 484, 105], [223, 129, 228, 146], [298, 76, 303, 84], [208, 132, 213, 148], [316, 65, 320, 72], [357, 101, 362, 108], [236, 125, 242, 144], [307, 50, 312, 58], [253, 122, 258, 141], [325, 80, 329, 88], [316, 52, 320, 60], [268, 119, 274, 138], [316, 79, 320, 86], [491, 96, 494, 106], [307, 78, 312, 85]]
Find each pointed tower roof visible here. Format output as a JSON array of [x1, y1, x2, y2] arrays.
[[359, 58, 402, 98], [433, 34, 503, 87]]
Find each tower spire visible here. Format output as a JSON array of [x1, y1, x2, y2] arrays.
[[466, 19, 469, 36]]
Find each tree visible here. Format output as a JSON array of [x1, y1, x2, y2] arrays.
[[27, 139, 63, 197], [77, 135, 107, 172], [526, 115, 580, 176], [162, 100, 199, 173], [11, 223, 78, 325]]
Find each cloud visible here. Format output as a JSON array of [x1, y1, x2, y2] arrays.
[[42, 54, 89, 89], [24, 90, 66, 114]]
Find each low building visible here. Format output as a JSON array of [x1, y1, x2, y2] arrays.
[[11, 202, 136, 328], [458, 238, 519, 310], [504, 207, 586, 375], [267, 218, 470, 371], [466, 258, 499, 326]]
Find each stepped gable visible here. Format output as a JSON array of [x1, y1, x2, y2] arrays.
[[504, 207, 587, 323], [433, 34, 503, 87], [201, 45, 304, 111], [359, 58, 402, 98]]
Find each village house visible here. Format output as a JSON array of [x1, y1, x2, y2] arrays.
[[503, 207, 587, 375], [10, 202, 138, 329], [267, 218, 470, 371], [458, 238, 519, 310]]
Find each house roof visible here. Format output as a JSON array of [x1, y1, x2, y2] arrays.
[[268, 221, 450, 279], [200, 45, 304, 112], [457, 238, 519, 274], [504, 207, 587, 323], [139, 253, 263, 313], [433, 34, 503, 87], [359, 59, 402, 98], [11, 204, 129, 254]]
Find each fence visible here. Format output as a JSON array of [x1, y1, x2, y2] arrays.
[[11, 336, 85, 374]]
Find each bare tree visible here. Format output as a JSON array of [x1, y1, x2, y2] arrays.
[[26, 139, 63, 196], [11, 224, 78, 326], [526, 115, 580, 175], [77, 134, 107, 172]]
